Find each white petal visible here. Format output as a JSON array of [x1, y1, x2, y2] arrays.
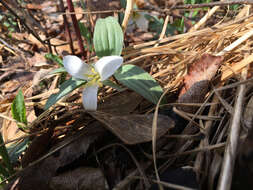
[[136, 13, 148, 31], [82, 85, 98, 111], [63, 55, 92, 80], [94, 56, 123, 81]]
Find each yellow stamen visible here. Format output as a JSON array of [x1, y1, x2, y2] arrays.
[[84, 66, 103, 88], [132, 12, 141, 20]]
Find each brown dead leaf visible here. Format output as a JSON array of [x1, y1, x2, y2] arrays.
[[180, 53, 223, 96], [2, 108, 36, 146], [48, 124, 105, 169], [177, 80, 210, 113], [27, 52, 49, 68], [177, 54, 223, 113], [21, 127, 54, 168], [6, 125, 105, 190], [90, 112, 174, 144], [0, 94, 15, 113], [98, 91, 143, 115], [0, 56, 34, 95], [50, 167, 106, 190], [26, 3, 43, 10], [1, 114, 26, 145], [0, 80, 20, 94]]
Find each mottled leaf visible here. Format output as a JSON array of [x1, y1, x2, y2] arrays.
[[114, 64, 164, 104], [90, 112, 174, 144], [93, 16, 123, 57]]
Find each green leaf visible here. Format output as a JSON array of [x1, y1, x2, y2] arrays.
[[0, 134, 13, 176], [93, 16, 123, 57], [45, 53, 63, 66], [114, 65, 165, 104], [44, 78, 86, 110], [79, 22, 92, 51], [8, 138, 28, 164], [0, 164, 10, 178], [11, 90, 27, 126], [120, 0, 127, 8], [49, 67, 67, 75]]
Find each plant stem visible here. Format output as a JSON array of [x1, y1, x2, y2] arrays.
[[66, 0, 85, 59], [59, 0, 75, 55], [121, 0, 134, 33]]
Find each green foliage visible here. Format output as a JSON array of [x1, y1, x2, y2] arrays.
[[80, 0, 86, 10], [8, 139, 28, 164], [2, 84, 28, 180], [0, 13, 17, 33], [11, 90, 27, 128], [114, 64, 165, 104], [145, 15, 183, 37], [49, 67, 67, 75], [45, 53, 63, 66], [172, 18, 185, 33], [45, 54, 67, 84], [119, 0, 127, 24], [229, 4, 240, 11], [145, 15, 164, 37], [120, 0, 127, 9], [0, 134, 13, 178], [79, 22, 93, 51], [184, 0, 212, 21], [93, 17, 124, 57], [44, 77, 87, 110]]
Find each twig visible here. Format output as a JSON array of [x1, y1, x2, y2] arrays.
[[59, 0, 75, 55], [217, 67, 248, 190], [189, 1, 222, 32], [216, 28, 253, 56], [0, 0, 45, 44], [173, 0, 253, 9], [113, 169, 140, 190], [66, 0, 85, 59], [164, 142, 226, 158], [62, 0, 253, 16], [0, 36, 20, 55], [96, 143, 150, 188], [121, 0, 134, 33], [132, 176, 197, 190], [152, 88, 173, 190]]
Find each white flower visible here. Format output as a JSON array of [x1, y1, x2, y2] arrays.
[[128, 12, 149, 32], [63, 55, 123, 111], [133, 12, 149, 31]]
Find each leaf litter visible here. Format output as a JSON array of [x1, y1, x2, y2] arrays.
[[1, 0, 253, 190]]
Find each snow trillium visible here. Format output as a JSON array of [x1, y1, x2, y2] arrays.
[[128, 12, 149, 32], [63, 55, 123, 111]]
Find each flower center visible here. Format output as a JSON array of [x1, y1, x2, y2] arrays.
[[132, 12, 141, 20], [84, 67, 103, 87]]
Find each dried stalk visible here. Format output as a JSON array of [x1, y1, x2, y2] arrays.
[[217, 67, 248, 190], [121, 0, 134, 33], [216, 28, 253, 56]]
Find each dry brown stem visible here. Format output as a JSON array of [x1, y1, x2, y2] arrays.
[[217, 68, 248, 190]]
